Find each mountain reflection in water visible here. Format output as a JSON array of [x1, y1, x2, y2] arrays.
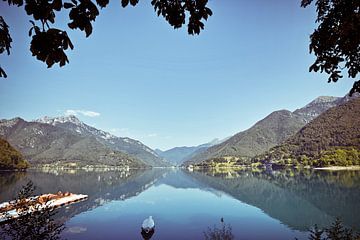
[[186, 168, 360, 231], [0, 168, 359, 239]]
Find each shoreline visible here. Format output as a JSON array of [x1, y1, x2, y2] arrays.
[[313, 166, 360, 171], [189, 164, 360, 171]]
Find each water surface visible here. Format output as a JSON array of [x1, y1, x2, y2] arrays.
[[1, 168, 359, 239]]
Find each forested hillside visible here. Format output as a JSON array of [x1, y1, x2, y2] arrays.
[[0, 138, 29, 170], [255, 98, 360, 167]]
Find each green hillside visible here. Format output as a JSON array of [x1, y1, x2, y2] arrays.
[[0, 138, 29, 170], [255, 98, 360, 167], [185, 96, 341, 166]]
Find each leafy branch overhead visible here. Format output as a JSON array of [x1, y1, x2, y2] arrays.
[[0, 16, 12, 78], [0, 0, 213, 75], [301, 0, 360, 95], [0, 1, 358, 96]]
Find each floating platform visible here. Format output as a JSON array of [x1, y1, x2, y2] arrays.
[[0, 192, 88, 223]]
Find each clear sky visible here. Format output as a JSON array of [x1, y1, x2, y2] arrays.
[[0, 0, 353, 150]]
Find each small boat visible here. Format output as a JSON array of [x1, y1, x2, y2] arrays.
[[141, 215, 155, 233], [141, 216, 155, 240], [0, 192, 88, 223]]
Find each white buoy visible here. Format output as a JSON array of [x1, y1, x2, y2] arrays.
[[141, 216, 155, 233]]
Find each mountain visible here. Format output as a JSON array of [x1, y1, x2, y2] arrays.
[[293, 96, 341, 123], [185, 96, 342, 165], [182, 138, 232, 162], [35, 115, 169, 167], [0, 118, 145, 168], [157, 139, 223, 165], [0, 138, 29, 170], [256, 97, 360, 167]]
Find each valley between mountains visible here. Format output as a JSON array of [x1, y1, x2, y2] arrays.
[[1, 94, 359, 170]]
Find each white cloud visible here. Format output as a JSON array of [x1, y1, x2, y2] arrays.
[[65, 109, 100, 117]]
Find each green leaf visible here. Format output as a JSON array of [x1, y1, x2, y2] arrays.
[[0, 67, 7, 78], [129, 0, 138, 6], [64, 2, 74, 8], [121, 0, 129, 7], [28, 27, 33, 36], [84, 23, 93, 37], [52, 0, 62, 11]]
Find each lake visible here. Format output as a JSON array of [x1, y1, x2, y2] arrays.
[[0, 168, 359, 240]]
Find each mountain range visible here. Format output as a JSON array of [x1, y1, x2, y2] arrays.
[[184, 95, 352, 166], [155, 138, 225, 165], [1, 94, 358, 169], [0, 116, 169, 168], [35, 115, 169, 167]]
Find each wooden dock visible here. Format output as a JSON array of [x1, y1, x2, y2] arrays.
[[0, 193, 88, 223]]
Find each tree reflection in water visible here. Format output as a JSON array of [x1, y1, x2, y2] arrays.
[[188, 168, 360, 231], [298, 218, 360, 240], [203, 218, 234, 240], [0, 181, 64, 240]]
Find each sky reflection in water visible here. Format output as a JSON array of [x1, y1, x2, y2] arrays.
[[1, 168, 359, 240], [63, 184, 304, 240]]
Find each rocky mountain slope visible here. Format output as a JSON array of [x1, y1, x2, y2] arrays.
[[0, 138, 29, 169], [184, 96, 342, 165], [0, 118, 145, 168], [293, 96, 341, 123], [35, 115, 169, 167], [256, 97, 360, 167]]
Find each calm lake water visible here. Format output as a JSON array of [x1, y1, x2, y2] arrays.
[[1, 168, 359, 239]]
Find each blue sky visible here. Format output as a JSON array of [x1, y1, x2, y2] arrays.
[[0, 0, 353, 150]]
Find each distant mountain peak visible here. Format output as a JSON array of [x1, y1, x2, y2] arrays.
[[293, 95, 341, 123], [35, 115, 82, 126], [32, 115, 166, 166], [306, 96, 340, 106], [34, 115, 119, 141], [1, 117, 23, 122], [0, 117, 24, 129]]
